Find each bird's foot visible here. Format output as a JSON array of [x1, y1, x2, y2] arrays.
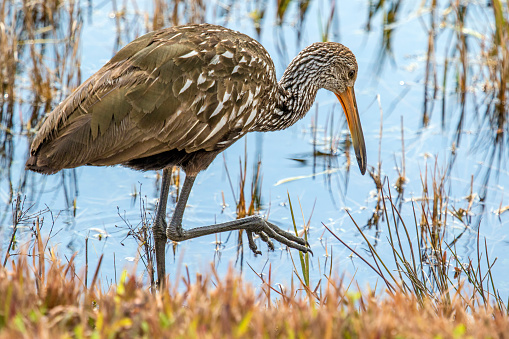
[[163, 215, 312, 255], [244, 216, 312, 256]]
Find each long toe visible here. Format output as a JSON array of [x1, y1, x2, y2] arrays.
[[256, 231, 275, 251], [246, 231, 262, 255], [261, 223, 311, 253], [264, 220, 308, 246]]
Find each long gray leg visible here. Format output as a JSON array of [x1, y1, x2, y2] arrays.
[[166, 174, 196, 239], [166, 174, 311, 254], [153, 167, 172, 287]]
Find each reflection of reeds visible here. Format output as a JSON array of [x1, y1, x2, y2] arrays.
[[464, 1, 508, 202], [223, 140, 263, 263], [152, 0, 206, 30], [318, 0, 335, 42], [365, 0, 402, 74], [434, 1, 509, 152], [422, 0, 437, 127], [1, 1, 82, 213], [452, 2, 468, 145], [372, 0, 509, 207], [329, 176, 506, 313], [249, 0, 267, 37], [479, 0, 509, 145], [491, 0, 508, 122], [297, 0, 311, 41], [277, 0, 292, 24]]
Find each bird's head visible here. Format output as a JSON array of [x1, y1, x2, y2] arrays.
[[310, 42, 366, 175]]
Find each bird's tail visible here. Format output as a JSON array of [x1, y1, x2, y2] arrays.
[[25, 154, 60, 174]]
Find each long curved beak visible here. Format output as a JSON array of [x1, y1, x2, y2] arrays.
[[335, 87, 367, 175]]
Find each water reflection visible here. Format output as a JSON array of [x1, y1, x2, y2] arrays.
[[1, 0, 83, 215], [0, 0, 508, 295]]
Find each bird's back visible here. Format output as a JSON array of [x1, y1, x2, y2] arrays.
[[26, 24, 278, 174]]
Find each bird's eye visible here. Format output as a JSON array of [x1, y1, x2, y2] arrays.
[[348, 70, 356, 79]]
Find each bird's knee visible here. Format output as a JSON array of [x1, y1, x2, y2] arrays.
[[166, 225, 184, 241]]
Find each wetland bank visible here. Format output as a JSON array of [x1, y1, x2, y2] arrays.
[[1, 0, 509, 336]]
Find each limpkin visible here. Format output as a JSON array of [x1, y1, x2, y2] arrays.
[[26, 23, 366, 286]]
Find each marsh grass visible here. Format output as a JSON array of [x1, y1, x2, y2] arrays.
[[118, 189, 157, 287], [328, 167, 508, 316], [366, 0, 509, 150], [287, 193, 311, 288], [115, 166, 184, 287], [152, 0, 206, 30], [0, 0, 82, 219], [222, 140, 264, 263], [1, 204, 508, 338]]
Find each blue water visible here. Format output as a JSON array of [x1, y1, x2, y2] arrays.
[[2, 0, 508, 295]]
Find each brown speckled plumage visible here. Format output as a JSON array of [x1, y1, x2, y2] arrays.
[[26, 23, 365, 176], [26, 24, 367, 286]]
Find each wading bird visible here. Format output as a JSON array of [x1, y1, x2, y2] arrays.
[[26, 23, 366, 286]]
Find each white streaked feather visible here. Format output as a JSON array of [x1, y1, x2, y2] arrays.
[[237, 91, 254, 116], [173, 121, 201, 147], [222, 51, 234, 58], [254, 85, 261, 96], [182, 124, 209, 145], [209, 102, 224, 118], [179, 79, 193, 94], [192, 95, 203, 105], [209, 55, 220, 65], [222, 91, 231, 103], [201, 114, 229, 144], [198, 104, 208, 114], [167, 33, 182, 40], [197, 73, 206, 85], [180, 50, 199, 58], [244, 108, 258, 126]]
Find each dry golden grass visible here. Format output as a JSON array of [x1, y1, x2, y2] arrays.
[[1, 231, 508, 339]]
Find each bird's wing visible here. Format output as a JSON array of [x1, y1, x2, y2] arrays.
[[30, 26, 273, 169]]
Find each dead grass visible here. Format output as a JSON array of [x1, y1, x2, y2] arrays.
[[1, 237, 508, 338], [2, 175, 508, 338]]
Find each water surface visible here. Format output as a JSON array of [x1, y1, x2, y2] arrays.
[[2, 0, 508, 294]]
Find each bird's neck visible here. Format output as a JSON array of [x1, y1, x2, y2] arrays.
[[258, 59, 320, 131]]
